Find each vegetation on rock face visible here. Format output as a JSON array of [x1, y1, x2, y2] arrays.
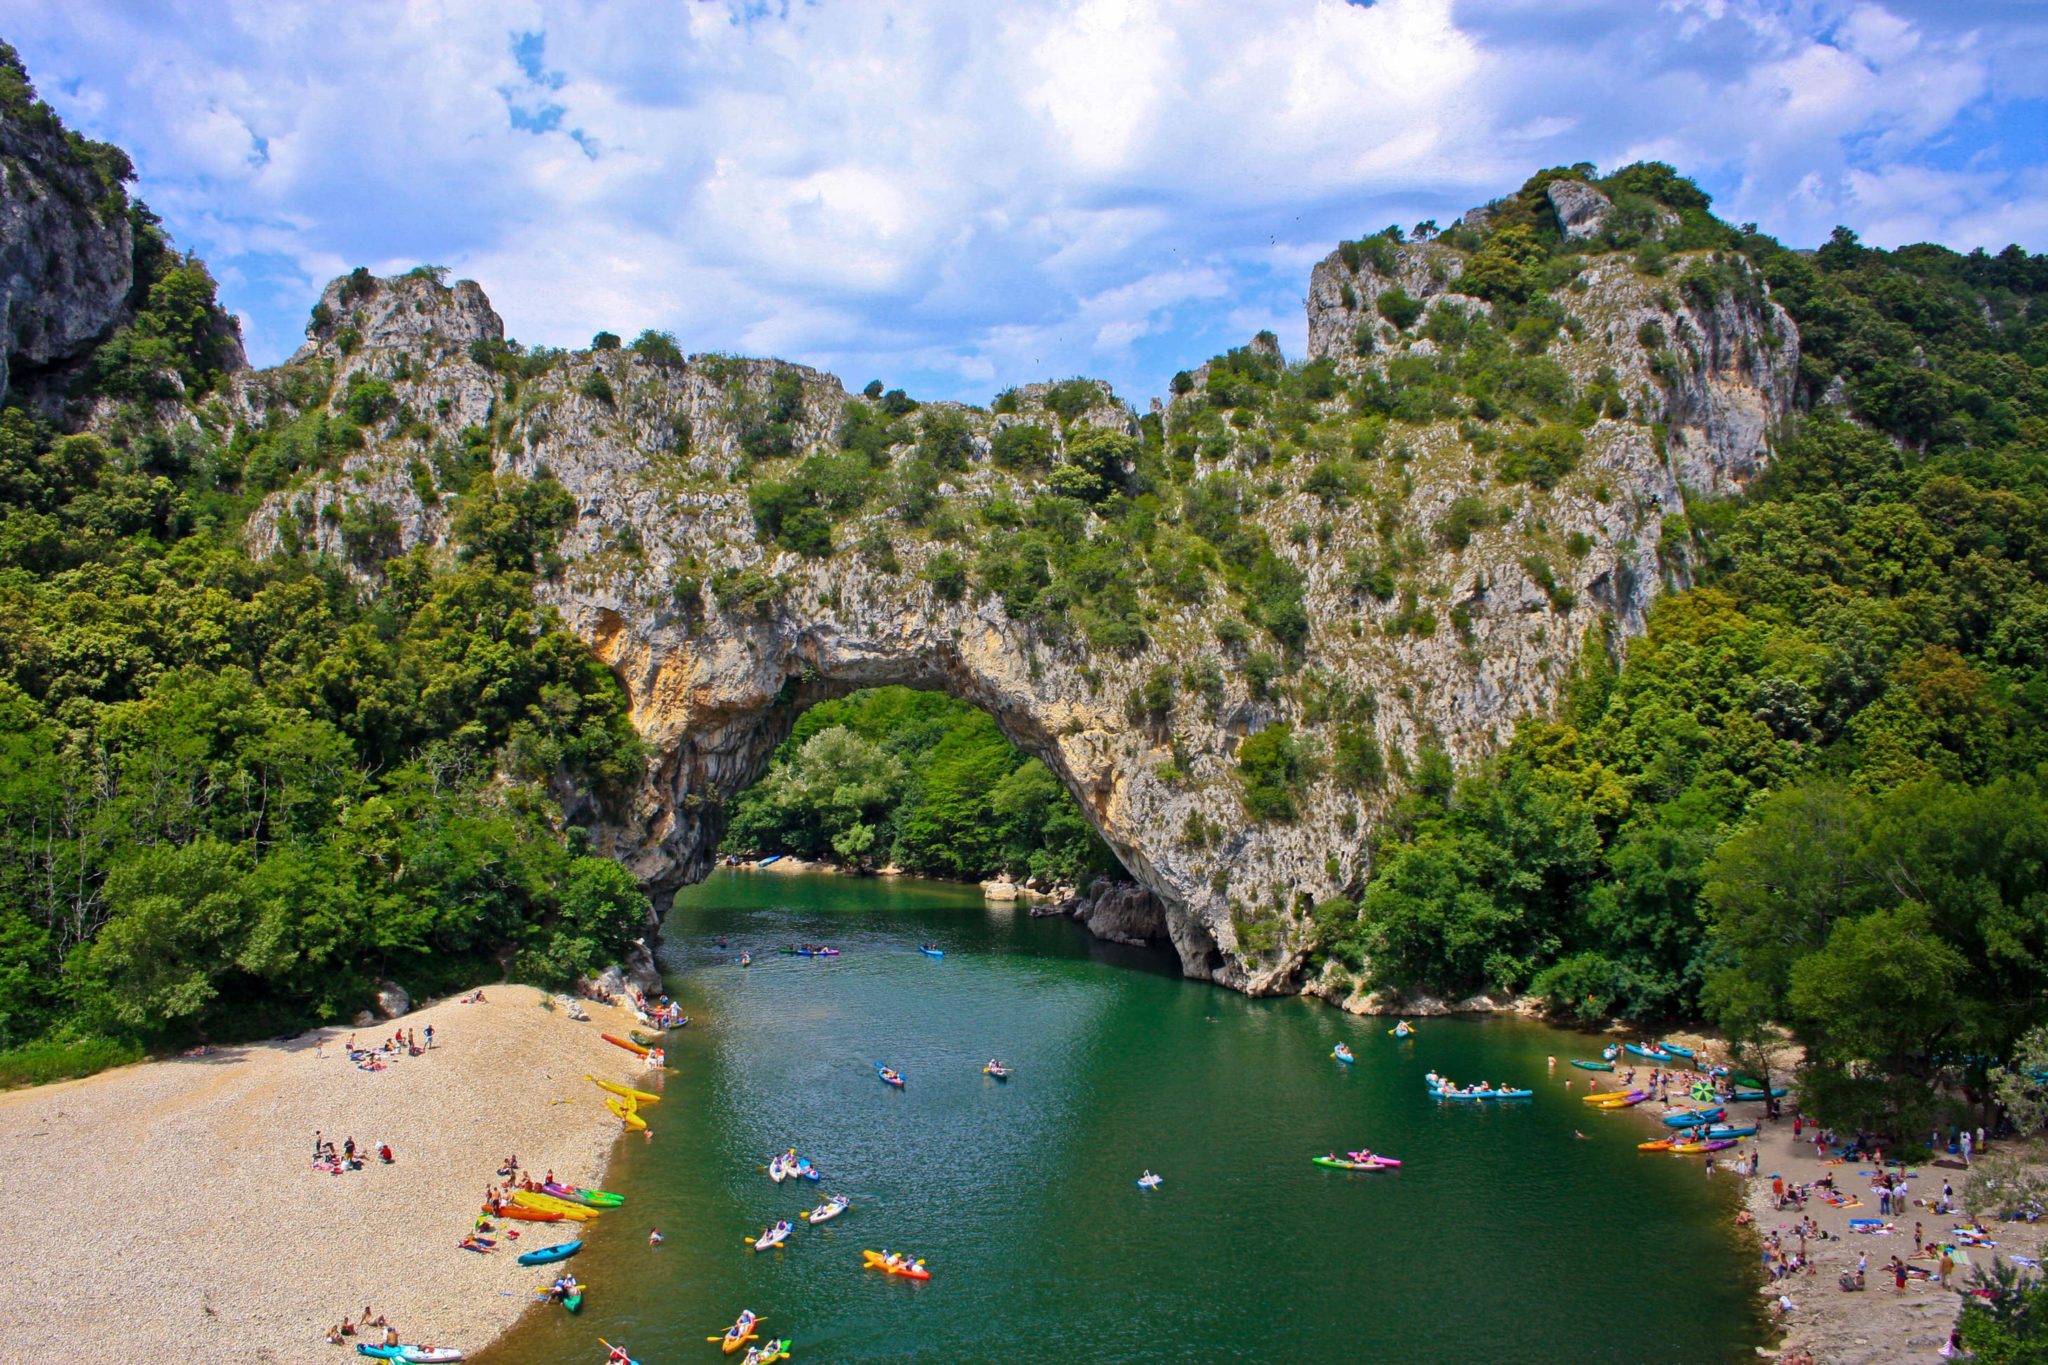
[[719, 686, 1117, 885], [0, 67, 650, 1070], [1315, 178, 2048, 1134]]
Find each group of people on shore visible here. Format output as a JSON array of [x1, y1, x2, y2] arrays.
[[324, 1305, 395, 1346], [338, 1024, 435, 1073], [311, 1130, 394, 1175]]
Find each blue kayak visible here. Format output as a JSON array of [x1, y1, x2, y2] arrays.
[[1659, 1041, 1696, 1058], [918, 945, 944, 958], [356, 1351, 405, 1362], [1625, 1044, 1677, 1061], [516, 1239, 584, 1266], [1661, 1109, 1725, 1127], [1730, 1088, 1788, 1101], [1707, 1123, 1758, 1139]]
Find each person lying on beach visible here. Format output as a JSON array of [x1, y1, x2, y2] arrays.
[[327, 1325, 344, 1345]]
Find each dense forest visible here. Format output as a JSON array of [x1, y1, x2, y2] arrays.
[[0, 50, 649, 1081], [1298, 173, 2048, 1137], [719, 685, 1117, 885]]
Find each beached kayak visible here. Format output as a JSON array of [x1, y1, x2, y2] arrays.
[[1624, 1043, 1676, 1061], [1570, 1059, 1614, 1071], [803, 1194, 851, 1224], [720, 1312, 759, 1355], [517, 1240, 583, 1266], [1661, 1108, 1725, 1127], [862, 1249, 933, 1279], [601, 1033, 650, 1057], [1659, 1041, 1696, 1058], [589, 1076, 660, 1105], [398, 1351, 463, 1364], [752, 1220, 794, 1251], [1638, 1139, 1674, 1152], [541, 1180, 623, 1208], [1582, 1089, 1640, 1104], [511, 1191, 600, 1220], [487, 1203, 563, 1222], [1730, 1087, 1788, 1101], [606, 1097, 646, 1130], [1671, 1139, 1736, 1154], [1706, 1123, 1758, 1139]]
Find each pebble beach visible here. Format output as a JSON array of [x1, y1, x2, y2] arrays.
[[0, 985, 659, 1364]]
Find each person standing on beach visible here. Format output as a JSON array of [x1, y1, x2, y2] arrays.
[[425, 1024, 434, 1048], [1961, 1130, 1972, 1165]]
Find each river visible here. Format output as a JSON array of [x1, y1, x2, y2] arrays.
[[480, 871, 1764, 1364]]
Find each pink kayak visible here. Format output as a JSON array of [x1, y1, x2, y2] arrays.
[[1346, 1151, 1401, 1167]]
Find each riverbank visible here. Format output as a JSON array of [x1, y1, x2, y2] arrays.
[[0, 985, 655, 1364]]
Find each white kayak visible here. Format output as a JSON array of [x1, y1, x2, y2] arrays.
[[804, 1195, 851, 1224], [753, 1220, 793, 1251], [767, 1154, 788, 1183], [1137, 1174, 1163, 1190], [403, 1352, 465, 1364]]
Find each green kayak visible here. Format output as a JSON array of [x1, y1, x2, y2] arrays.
[[563, 1288, 583, 1314], [1569, 1059, 1614, 1071]]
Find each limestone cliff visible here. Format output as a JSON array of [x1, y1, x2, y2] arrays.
[[239, 199, 1800, 1002]]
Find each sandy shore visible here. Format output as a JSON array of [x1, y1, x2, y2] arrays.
[[1565, 1046, 2007, 1364], [0, 985, 665, 1364]]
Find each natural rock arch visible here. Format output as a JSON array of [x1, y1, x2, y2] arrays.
[[243, 222, 1799, 1002]]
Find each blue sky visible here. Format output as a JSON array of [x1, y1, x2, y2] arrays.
[[9, 1, 2046, 405]]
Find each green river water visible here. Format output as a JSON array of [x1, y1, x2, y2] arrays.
[[480, 871, 1765, 1364]]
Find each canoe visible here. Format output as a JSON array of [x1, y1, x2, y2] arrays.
[[486, 1203, 562, 1223], [516, 1239, 583, 1266], [1706, 1124, 1758, 1139], [721, 1313, 759, 1355], [803, 1195, 851, 1223], [1662, 1108, 1726, 1127], [918, 946, 944, 958], [862, 1249, 933, 1279], [1638, 1139, 1674, 1151], [1659, 1042, 1695, 1058], [1570, 1059, 1614, 1071], [606, 1097, 646, 1130], [1312, 1156, 1396, 1171], [511, 1191, 599, 1220], [602, 1034, 650, 1057], [589, 1076, 660, 1105], [753, 1221, 793, 1251]]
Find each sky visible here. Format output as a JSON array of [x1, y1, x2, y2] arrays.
[[8, 0, 2047, 405]]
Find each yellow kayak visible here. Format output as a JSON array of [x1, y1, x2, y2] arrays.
[[606, 1096, 647, 1130], [589, 1075, 660, 1105], [511, 1191, 600, 1220]]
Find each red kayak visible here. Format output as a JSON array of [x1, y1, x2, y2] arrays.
[[486, 1203, 563, 1223], [602, 1033, 650, 1057]]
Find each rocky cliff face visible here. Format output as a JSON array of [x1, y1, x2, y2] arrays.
[[239, 213, 1799, 1002], [0, 116, 134, 404]]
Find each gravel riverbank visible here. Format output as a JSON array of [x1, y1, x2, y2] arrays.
[[0, 985, 662, 1364]]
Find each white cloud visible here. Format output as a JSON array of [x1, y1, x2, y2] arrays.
[[3, 0, 2043, 402]]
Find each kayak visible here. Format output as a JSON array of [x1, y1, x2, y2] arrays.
[[1638, 1139, 1675, 1152], [542, 1181, 623, 1208], [487, 1203, 563, 1223], [1730, 1088, 1788, 1101], [984, 1063, 1011, 1078], [356, 1350, 406, 1362], [795, 947, 840, 957], [602, 1033, 650, 1057], [606, 1097, 646, 1130], [1332, 1045, 1355, 1064], [1388, 1023, 1415, 1038], [629, 1026, 685, 1047], [768, 1154, 789, 1183], [752, 1340, 792, 1365], [1661, 1108, 1725, 1127], [739, 953, 752, 967], [511, 1191, 600, 1220], [589, 1076, 660, 1105], [1706, 1123, 1758, 1139], [862, 1249, 933, 1279], [398, 1351, 463, 1364], [1137, 1173, 1164, 1189], [1430, 1087, 1533, 1100], [516, 1240, 583, 1266], [753, 1220, 793, 1251], [1582, 1089, 1640, 1104], [563, 1286, 583, 1314], [1672, 1139, 1736, 1154], [1570, 1059, 1614, 1071], [918, 945, 944, 958], [1312, 1155, 1396, 1171], [1624, 1044, 1676, 1061], [876, 1064, 905, 1088], [1660, 1041, 1696, 1058], [1594, 1093, 1649, 1108], [721, 1312, 760, 1355], [792, 1157, 821, 1181], [803, 1194, 851, 1224], [1346, 1151, 1401, 1167]]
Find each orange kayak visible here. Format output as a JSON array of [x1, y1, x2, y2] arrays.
[[602, 1033, 650, 1057], [862, 1249, 932, 1280], [487, 1203, 564, 1222]]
